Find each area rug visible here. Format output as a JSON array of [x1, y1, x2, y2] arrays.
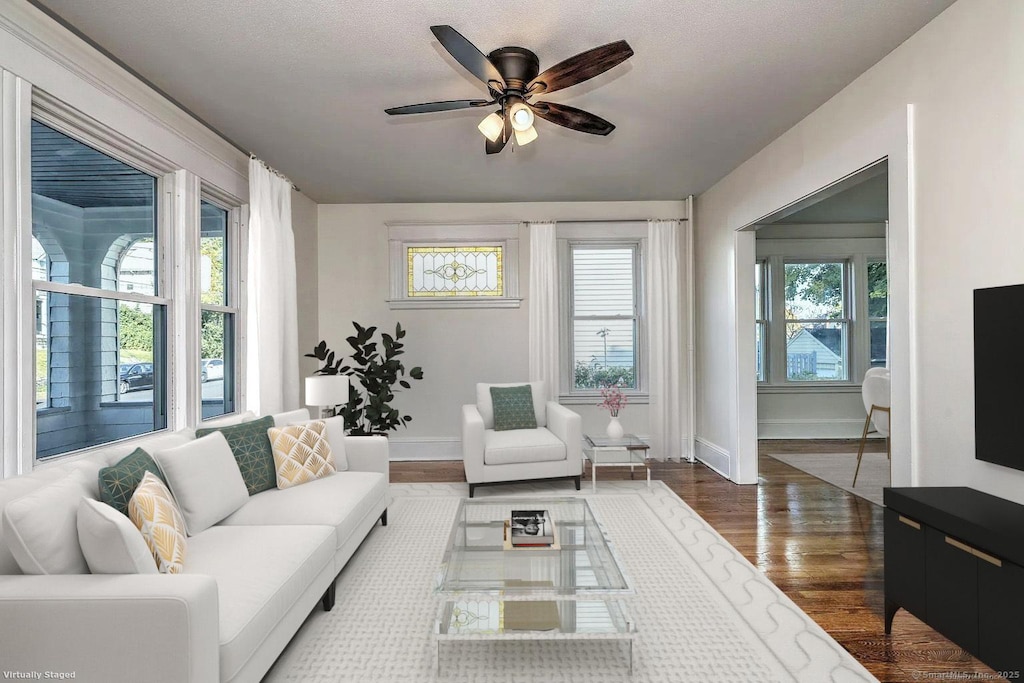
[[767, 452, 889, 506], [264, 481, 876, 682]]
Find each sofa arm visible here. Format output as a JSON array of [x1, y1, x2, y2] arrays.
[[0, 574, 219, 683], [345, 435, 389, 478], [461, 404, 486, 483], [546, 401, 582, 462]]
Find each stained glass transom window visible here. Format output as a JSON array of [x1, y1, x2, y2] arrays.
[[407, 246, 503, 297]]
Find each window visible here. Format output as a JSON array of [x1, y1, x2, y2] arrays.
[[783, 261, 849, 381], [199, 199, 237, 419], [755, 261, 767, 382], [31, 119, 168, 458], [408, 246, 503, 297], [868, 260, 888, 367], [569, 243, 642, 392], [387, 223, 521, 308]]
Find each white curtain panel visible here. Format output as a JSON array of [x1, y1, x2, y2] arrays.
[[647, 219, 685, 461], [528, 222, 559, 401], [245, 158, 299, 415]]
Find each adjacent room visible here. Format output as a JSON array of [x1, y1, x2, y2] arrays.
[[2, 1, 1023, 682]]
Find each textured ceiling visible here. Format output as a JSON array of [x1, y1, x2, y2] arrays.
[[34, 0, 954, 203]]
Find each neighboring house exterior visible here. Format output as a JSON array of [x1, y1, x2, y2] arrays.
[[787, 327, 843, 380]]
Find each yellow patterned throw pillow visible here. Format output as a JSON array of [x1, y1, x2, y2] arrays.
[[128, 471, 187, 574], [268, 421, 336, 489]]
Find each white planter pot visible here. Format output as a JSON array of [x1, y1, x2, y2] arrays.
[[606, 416, 624, 440]]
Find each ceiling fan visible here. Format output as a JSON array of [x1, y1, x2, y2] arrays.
[[385, 26, 633, 154]]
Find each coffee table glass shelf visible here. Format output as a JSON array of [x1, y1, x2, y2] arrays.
[[434, 497, 636, 672], [583, 434, 651, 492]]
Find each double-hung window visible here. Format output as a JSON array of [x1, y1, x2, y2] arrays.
[[867, 260, 888, 367], [783, 261, 849, 382], [755, 260, 767, 382], [199, 199, 239, 419], [567, 242, 643, 393], [31, 119, 169, 458]]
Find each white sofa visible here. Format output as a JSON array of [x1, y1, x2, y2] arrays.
[[0, 408, 390, 683], [461, 381, 582, 497]]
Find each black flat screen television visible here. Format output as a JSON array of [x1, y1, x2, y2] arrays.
[[974, 283, 1024, 471]]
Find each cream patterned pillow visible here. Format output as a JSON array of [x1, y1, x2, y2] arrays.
[[128, 471, 187, 574], [268, 421, 336, 489]]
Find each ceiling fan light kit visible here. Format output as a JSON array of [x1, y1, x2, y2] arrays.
[[385, 25, 633, 155]]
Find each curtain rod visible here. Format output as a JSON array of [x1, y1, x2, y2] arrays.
[[548, 218, 688, 224], [250, 154, 300, 192]]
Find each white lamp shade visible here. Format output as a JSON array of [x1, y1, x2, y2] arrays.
[[305, 374, 349, 407], [477, 112, 504, 142], [514, 125, 538, 146], [509, 102, 534, 132]]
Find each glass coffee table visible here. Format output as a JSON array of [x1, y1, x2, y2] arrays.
[[434, 497, 635, 673], [583, 434, 651, 492]]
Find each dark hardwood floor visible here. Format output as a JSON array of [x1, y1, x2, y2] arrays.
[[391, 440, 998, 683]]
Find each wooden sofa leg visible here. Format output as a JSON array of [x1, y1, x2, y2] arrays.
[[322, 580, 337, 612], [380, 509, 388, 526]]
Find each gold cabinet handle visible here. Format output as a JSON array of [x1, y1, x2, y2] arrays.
[[945, 536, 1003, 567], [898, 515, 921, 530]]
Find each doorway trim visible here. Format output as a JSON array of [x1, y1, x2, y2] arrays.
[[730, 104, 916, 487]]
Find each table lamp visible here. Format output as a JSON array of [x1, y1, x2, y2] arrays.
[[305, 374, 349, 419]]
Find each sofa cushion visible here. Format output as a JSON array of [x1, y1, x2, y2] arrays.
[[2, 470, 93, 575], [197, 410, 256, 430], [77, 498, 157, 574], [477, 381, 547, 430], [98, 447, 167, 517], [272, 408, 311, 428], [196, 415, 277, 495], [219, 471, 387, 554], [483, 427, 567, 466], [268, 421, 336, 489], [490, 385, 538, 431], [288, 415, 348, 471], [129, 472, 188, 574], [186, 525, 334, 682], [153, 432, 249, 535]]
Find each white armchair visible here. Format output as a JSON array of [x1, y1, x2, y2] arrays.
[[462, 382, 583, 497]]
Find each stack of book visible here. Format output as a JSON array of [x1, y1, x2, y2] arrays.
[[509, 509, 555, 547]]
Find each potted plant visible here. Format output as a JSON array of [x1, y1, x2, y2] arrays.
[[305, 322, 424, 436]]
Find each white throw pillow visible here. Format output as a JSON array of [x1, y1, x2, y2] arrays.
[[289, 415, 348, 470], [77, 498, 158, 574], [152, 432, 249, 535], [1, 470, 92, 574]]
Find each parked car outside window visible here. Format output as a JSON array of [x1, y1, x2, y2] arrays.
[[201, 358, 224, 383], [119, 362, 154, 394]]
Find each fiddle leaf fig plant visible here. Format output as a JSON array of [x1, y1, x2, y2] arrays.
[[305, 322, 424, 436]]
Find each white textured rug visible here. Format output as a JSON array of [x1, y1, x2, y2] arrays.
[[767, 452, 890, 506], [264, 481, 876, 682]]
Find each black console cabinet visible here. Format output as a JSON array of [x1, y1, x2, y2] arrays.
[[884, 487, 1024, 675]]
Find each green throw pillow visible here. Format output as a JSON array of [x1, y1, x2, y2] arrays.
[[98, 448, 168, 517], [490, 385, 538, 431], [196, 415, 276, 495]]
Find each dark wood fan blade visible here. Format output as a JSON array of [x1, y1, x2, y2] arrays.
[[430, 25, 506, 90], [532, 102, 615, 136], [485, 114, 512, 155], [527, 40, 633, 95], [385, 99, 493, 115]]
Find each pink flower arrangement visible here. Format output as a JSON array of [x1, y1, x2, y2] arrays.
[[598, 385, 628, 417]]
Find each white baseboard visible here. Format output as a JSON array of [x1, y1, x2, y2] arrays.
[[388, 437, 462, 461], [757, 417, 878, 439], [694, 437, 730, 478]]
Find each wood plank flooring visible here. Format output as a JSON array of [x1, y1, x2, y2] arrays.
[[391, 440, 999, 683]]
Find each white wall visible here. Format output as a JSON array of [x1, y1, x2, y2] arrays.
[[291, 190, 319, 407], [695, 0, 1024, 501], [317, 201, 686, 460]]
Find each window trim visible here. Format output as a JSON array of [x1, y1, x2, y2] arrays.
[[559, 237, 648, 402], [386, 222, 521, 309], [782, 258, 851, 384], [755, 259, 768, 384]]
